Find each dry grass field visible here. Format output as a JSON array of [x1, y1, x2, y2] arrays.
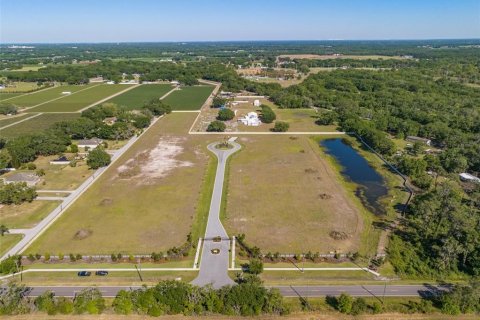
[[26, 113, 214, 255], [223, 135, 363, 254], [0, 200, 61, 229]]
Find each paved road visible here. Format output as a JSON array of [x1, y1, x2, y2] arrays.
[[8, 284, 449, 298], [191, 142, 241, 289]]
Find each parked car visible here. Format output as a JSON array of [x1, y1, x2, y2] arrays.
[[77, 271, 91, 277], [95, 270, 109, 276]]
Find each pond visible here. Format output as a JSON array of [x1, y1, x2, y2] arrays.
[[321, 138, 388, 215]]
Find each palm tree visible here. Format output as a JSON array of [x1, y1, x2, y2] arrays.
[[0, 225, 9, 236]]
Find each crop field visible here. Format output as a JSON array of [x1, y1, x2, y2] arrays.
[[0, 113, 37, 128], [0, 92, 23, 99], [0, 113, 80, 138], [30, 84, 134, 112], [0, 201, 61, 229], [26, 113, 215, 255], [163, 85, 214, 110], [2, 84, 97, 108], [0, 81, 40, 93], [106, 84, 173, 110], [223, 135, 364, 254]]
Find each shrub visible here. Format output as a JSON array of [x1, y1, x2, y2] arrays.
[[350, 297, 368, 315], [56, 297, 74, 314], [217, 108, 235, 121], [260, 105, 276, 123], [272, 121, 289, 132], [336, 293, 353, 314], [207, 120, 226, 132], [58, 253, 64, 260], [44, 253, 51, 262], [69, 144, 79, 153], [35, 291, 57, 315], [247, 259, 264, 275], [73, 288, 105, 314]]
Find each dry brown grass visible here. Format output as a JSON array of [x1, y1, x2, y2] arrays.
[[224, 135, 362, 253], [26, 113, 215, 255]]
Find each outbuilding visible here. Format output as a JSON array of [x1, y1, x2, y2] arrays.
[[2, 172, 40, 187], [77, 138, 103, 149], [406, 136, 431, 146], [238, 112, 261, 126], [459, 173, 480, 183]]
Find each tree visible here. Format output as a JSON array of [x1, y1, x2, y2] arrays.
[[212, 96, 227, 108], [260, 105, 276, 123], [0, 225, 9, 236], [143, 99, 171, 116], [35, 291, 57, 315], [86, 148, 111, 169], [0, 149, 11, 170], [336, 293, 353, 314], [0, 182, 37, 205], [247, 259, 264, 275], [207, 120, 226, 132], [73, 288, 105, 314], [272, 121, 289, 132], [217, 108, 235, 121]]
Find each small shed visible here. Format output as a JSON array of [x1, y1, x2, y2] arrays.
[[459, 173, 480, 183], [50, 156, 70, 165], [406, 136, 431, 146], [253, 99, 261, 107], [2, 172, 40, 187]]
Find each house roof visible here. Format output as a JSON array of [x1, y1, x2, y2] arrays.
[[4, 172, 39, 182], [78, 138, 103, 145]]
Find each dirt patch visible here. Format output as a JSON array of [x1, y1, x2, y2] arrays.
[[117, 136, 192, 184], [73, 229, 92, 240], [330, 230, 350, 240], [99, 198, 113, 206], [319, 193, 332, 200]]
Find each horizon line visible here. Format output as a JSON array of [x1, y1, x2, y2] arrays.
[[1, 38, 480, 45]]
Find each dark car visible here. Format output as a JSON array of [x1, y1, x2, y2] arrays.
[[95, 270, 109, 276], [77, 271, 91, 277]]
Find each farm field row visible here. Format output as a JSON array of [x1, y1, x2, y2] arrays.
[[2, 84, 97, 107], [30, 84, 134, 112], [163, 85, 214, 110], [26, 113, 214, 255], [106, 83, 173, 110], [0, 113, 80, 138], [0, 113, 38, 128]]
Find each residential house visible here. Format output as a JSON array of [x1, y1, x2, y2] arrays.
[[2, 172, 40, 187], [406, 136, 431, 146], [239, 112, 261, 126], [77, 138, 103, 149]]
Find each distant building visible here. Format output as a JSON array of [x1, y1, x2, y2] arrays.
[[2, 172, 40, 187], [50, 156, 70, 165], [239, 112, 261, 126], [89, 76, 104, 83], [406, 136, 431, 146], [103, 117, 117, 126], [61, 91, 72, 95], [253, 99, 261, 107], [77, 138, 103, 149], [459, 173, 480, 183]]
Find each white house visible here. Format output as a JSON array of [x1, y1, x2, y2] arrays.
[[239, 112, 261, 126], [77, 138, 103, 149], [253, 99, 261, 107], [459, 173, 480, 183]]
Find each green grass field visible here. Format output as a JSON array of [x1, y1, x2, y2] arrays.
[[106, 84, 173, 110], [2, 84, 97, 108], [0, 113, 37, 128], [0, 92, 23, 99], [0, 113, 80, 138], [163, 85, 214, 110], [30, 84, 134, 112]]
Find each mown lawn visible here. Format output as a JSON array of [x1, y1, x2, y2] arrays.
[[31, 84, 134, 112], [163, 85, 214, 110], [0, 200, 61, 229], [0, 113, 80, 138], [3, 84, 97, 108], [107, 84, 173, 110], [0, 113, 37, 128], [0, 234, 23, 257]]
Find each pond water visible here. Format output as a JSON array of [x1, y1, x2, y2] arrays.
[[321, 138, 388, 215]]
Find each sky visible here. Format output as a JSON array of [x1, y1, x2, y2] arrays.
[[1, 0, 479, 43]]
